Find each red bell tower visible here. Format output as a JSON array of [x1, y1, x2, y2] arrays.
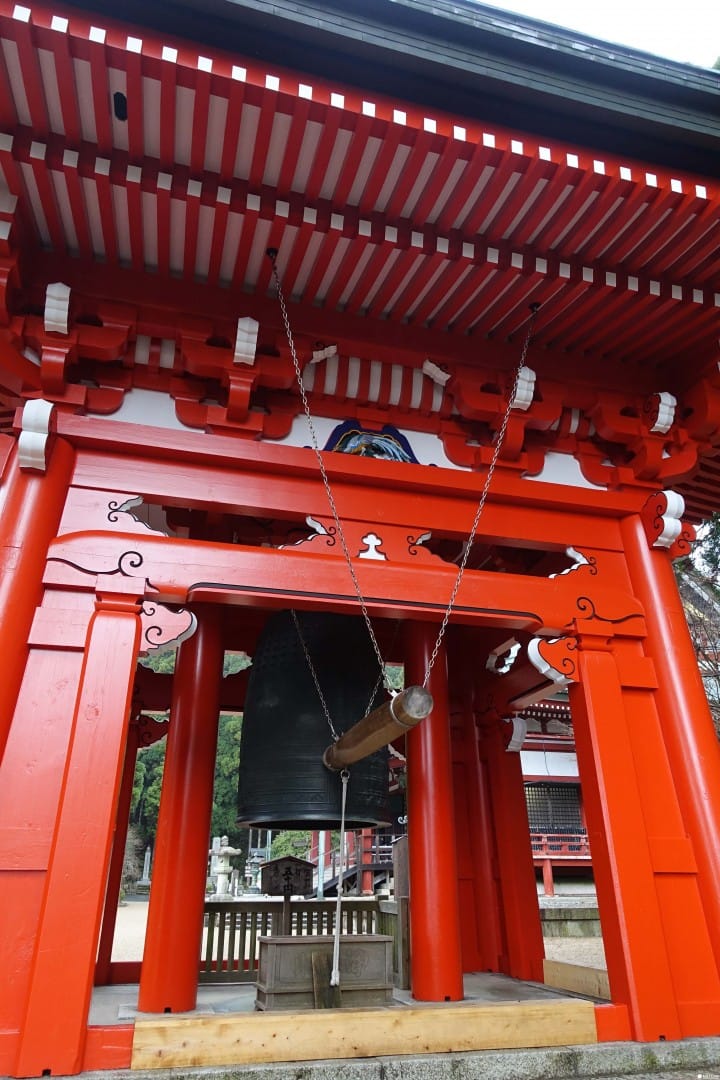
[[1, 0, 720, 1072]]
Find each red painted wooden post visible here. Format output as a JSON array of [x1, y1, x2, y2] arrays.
[[95, 723, 140, 986], [404, 622, 463, 1002], [14, 583, 142, 1077], [0, 438, 74, 761], [449, 642, 504, 973], [478, 717, 545, 983], [541, 858, 555, 897], [0, 641, 86, 1069], [138, 607, 223, 1013], [360, 828, 374, 895], [570, 642, 686, 1041], [621, 511, 720, 971]]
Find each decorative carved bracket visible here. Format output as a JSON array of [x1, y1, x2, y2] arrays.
[[486, 637, 521, 674], [422, 358, 451, 386], [131, 712, 170, 747], [234, 316, 259, 366], [550, 547, 597, 579], [311, 343, 338, 365], [18, 398, 54, 471], [107, 496, 174, 537], [527, 636, 579, 688], [0, 256, 20, 323], [682, 360, 720, 443], [640, 490, 696, 557], [504, 636, 579, 711], [40, 340, 77, 395], [283, 515, 447, 567], [140, 601, 196, 656], [44, 282, 71, 334], [645, 391, 677, 435], [511, 365, 536, 412], [503, 713, 528, 752]]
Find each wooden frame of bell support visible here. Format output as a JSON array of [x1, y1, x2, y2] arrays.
[[323, 686, 433, 770], [131, 998, 597, 1069], [6, 0, 720, 1071]]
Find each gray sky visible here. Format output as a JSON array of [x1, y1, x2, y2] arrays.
[[480, 0, 720, 68]]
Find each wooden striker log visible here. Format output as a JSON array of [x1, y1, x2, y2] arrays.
[[323, 685, 433, 771]]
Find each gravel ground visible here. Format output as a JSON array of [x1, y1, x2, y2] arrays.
[[113, 898, 607, 969]]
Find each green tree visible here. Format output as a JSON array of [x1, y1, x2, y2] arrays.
[[121, 823, 144, 892], [139, 649, 176, 674], [130, 736, 167, 846], [130, 711, 249, 856], [270, 831, 311, 859], [211, 712, 245, 848]]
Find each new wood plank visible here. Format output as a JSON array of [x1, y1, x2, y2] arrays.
[[131, 999, 597, 1069], [543, 959, 610, 1001]]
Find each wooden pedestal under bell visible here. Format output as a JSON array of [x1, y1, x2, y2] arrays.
[[255, 935, 394, 1010]]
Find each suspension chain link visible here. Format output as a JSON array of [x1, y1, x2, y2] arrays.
[[420, 305, 538, 686], [290, 609, 340, 741], [291, 609, 388, 741], [269, 249, 538, 694], [269, 252, 392, 696]]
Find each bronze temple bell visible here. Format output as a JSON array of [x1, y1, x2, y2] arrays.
[[237, 610, 394, 830]]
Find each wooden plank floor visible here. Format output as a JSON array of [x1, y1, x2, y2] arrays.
[[132, 998, 598, 1069]]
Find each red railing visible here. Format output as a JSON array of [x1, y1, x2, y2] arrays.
[[530, 831, 591, 896], [530, 831, 591, 859]]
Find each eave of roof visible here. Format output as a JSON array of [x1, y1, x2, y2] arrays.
[[64, 0, 720, 177], [2, 0, 719, 520]]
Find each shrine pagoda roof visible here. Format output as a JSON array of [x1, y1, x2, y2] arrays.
[[67, 0, 720, 177], [1, 0, 719, 516]]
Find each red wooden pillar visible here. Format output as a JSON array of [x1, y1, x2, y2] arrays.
[[478, 716, 545, 982], [621, 510, 720, 969], [138, 608, 223, 1013], [360, 828, 374, 895], [0, 437, 74, 761], [404, 622, 463, 1001], [449, 641, 503, 972], [95, 722, 140, 986], [14, 583, 142, 1077], [541, 858, 555, 898], [570, 640, 685, 1040]]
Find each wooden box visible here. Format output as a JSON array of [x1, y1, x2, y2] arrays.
[[255, 934, 393, 1011]]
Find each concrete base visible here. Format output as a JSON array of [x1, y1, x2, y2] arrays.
[[541, 906, 601, 937], [92, 1037, 720, 1080]]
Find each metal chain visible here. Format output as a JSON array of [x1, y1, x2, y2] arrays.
[[268, 249, 538, 694], [291, 609, 340, 741], [291, 609, 394, 741], [420, 305, 539, 686], [269, 251, 392, 695]]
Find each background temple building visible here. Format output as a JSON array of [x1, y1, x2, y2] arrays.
[[1, 0, 720, 1074]]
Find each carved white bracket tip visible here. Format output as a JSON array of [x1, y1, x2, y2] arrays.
[[504, 713, 527, 752], [311, 344, 338, 365], [18, 398, 54, 471], [511, 365, 536, 411], [234, 316, 259, 366], [422, 358, 451, 386], [649, 391, 677, 434], [44, 282, 71, 334], [653, 489, 684, 548]]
